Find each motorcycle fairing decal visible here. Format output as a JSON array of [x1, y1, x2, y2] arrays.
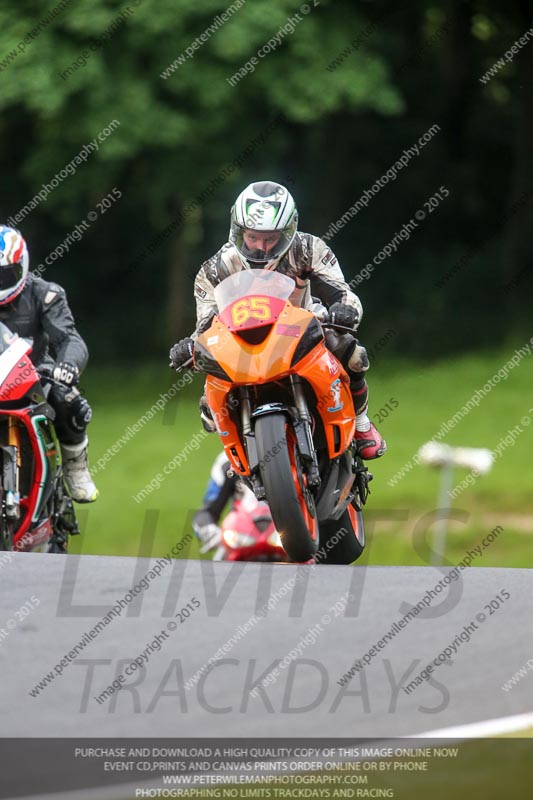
[[326, 352, 339, 376], [29, 415, 49, 522], [219, 295, 286, 331], [276, 324, 300, 337], [327, 378, 344, 412], [0, 337, 32, 388]]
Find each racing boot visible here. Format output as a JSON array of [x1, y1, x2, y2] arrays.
[[354, 417, 387, 460], [60, 437, 99, 503], [349, 372, 386, 460]]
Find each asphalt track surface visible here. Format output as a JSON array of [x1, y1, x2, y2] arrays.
[[2, 552, 532, 741]]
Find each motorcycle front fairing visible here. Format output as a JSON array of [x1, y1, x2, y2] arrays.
[[195, 272, 355, 475]]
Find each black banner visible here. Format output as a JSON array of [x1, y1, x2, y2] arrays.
[[0, 738, 532, 799]]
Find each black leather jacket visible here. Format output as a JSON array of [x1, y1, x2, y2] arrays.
[[0, 274, 88, 373]]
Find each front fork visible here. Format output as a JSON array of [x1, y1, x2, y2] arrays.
[[238, 386, 264, 499], [288, 375, 320, 487], [238, 378, 321, 500], [235, 381, 372, 513]]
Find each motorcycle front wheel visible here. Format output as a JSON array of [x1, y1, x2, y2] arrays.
[[255, 412, 319, 562]]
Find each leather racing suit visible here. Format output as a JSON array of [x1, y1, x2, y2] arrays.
[[193, 231, 370, 415], [0, 273, 92, 445]]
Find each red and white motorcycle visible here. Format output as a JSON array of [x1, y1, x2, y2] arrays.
[[0, 322, 78, 553], [213, 487, 288, 562]]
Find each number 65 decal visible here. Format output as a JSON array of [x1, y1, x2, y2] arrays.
[[231, 296, 271, 326]]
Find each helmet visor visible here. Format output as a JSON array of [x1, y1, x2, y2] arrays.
[[0, 262, 24, 291], [230, 220, 297, 266]]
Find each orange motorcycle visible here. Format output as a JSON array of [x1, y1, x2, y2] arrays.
[[193, 269, 371, 564]]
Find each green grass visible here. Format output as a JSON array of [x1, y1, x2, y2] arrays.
[[71, 366, 218, 559], [71, 345, 533, 565], [360, 525, 533, 569]]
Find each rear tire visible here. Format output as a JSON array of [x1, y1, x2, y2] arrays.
[[254, 413, 319, 562], [0, 509, 15, 551], [318, 505, 365, 564]]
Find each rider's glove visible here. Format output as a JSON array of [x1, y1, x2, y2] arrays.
[[169, 338, 194, 370], [196, 523, 223, 553], [52, 362, 80, 386], [329, 302, 360, 331], [309, 301, 329, 323]]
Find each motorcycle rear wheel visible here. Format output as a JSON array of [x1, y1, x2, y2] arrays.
[[0, 507, 15, 551], [318, 504, 365, 564], [255, 413, 319, 562]]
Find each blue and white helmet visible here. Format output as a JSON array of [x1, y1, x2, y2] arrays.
[[230, 181, 298, 268], [0, 226, 29, 305]]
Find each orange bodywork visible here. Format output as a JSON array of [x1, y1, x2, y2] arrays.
[[196, 299, 356, 477]]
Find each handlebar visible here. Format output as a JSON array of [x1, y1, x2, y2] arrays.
[[38, 373, 77, 389], [321, 322, 358, 335], [173, 318, 357, 373], [174, 356, 196, 373]]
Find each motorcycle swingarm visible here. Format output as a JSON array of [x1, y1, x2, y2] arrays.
[[315, 450, 356, 522]]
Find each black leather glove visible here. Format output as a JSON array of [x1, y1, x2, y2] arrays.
[[67, 393, 93, 433], [48, 384, 92, 435], [52, 362, 80, 386], [329, 302, 359, 330], [169, 337, 194, 370]]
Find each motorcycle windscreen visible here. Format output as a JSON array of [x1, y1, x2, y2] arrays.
[[0, 321, 19, 355], [216, 269, 295, 331]]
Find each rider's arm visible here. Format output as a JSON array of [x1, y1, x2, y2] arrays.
[[38, 282, 88, 372], [193, 244, 247, 337], [193, 264, 218, 339], [308, 235, 363, 320], [193, 454, 238, 530]]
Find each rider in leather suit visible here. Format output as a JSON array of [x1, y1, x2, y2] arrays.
[[170, 182, 386, 549], [0, 225, 98, 503]]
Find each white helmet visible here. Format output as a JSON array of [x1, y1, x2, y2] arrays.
[[230, 181, 298, 268], [0, 226, 29, 305]]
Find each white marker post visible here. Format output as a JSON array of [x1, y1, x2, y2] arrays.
[[417, 442, 493, 565]]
